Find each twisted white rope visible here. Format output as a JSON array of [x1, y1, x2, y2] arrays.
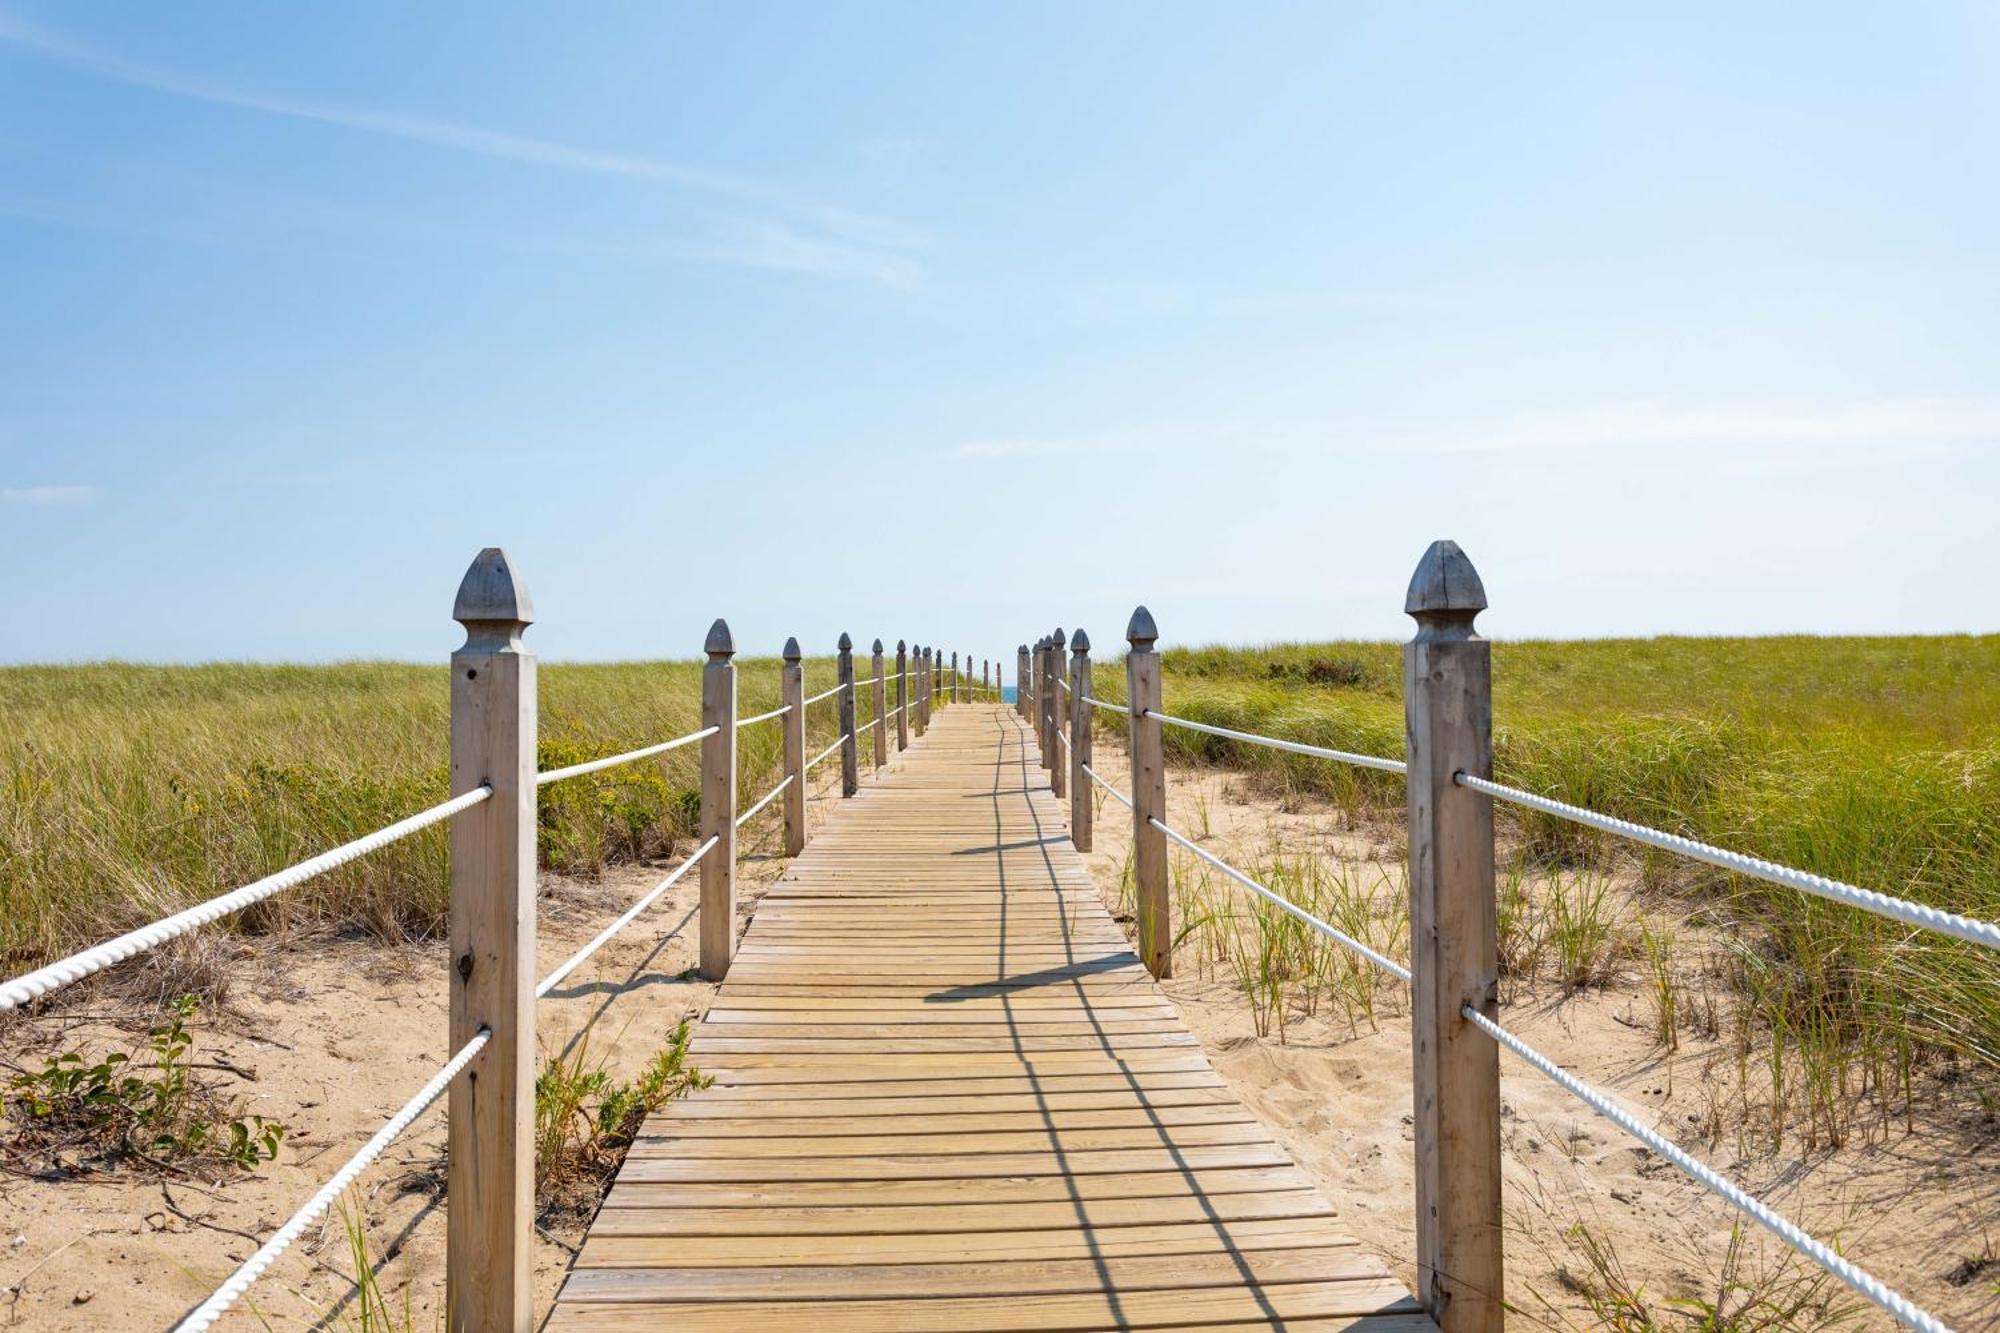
[[737, 704, 791, 728], [173, 1027, 492, 1332], [1150, 817, 1412, 983], [537, 836, 718, 997], [854, 717, 879, 735], [1, 786, 493, 1011], [1081, 764, 1133, 810], [805, 736, 845, 772], [735, 777, 794, 830], [1055, 729, 1071, 750], [1463, 1007, 1946, 1332], [803, 682, 849, 706], [1056, 676, 1071, 694], [1078, 693, 1125, 715], [536, 725, 716, 786], [1458, 774, 2000, 952], [1145, 710, 1408, 776]]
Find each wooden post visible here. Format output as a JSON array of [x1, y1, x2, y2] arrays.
[[699, 618, 737, 980], [950, 651, 959, 705], [447, 547, 536, 1332], [920, 647, 932, 729], [895, 640, 909, 751], [1049, 630, 1067, 799], [1070, 629, 1092, 852], [871, 639, 887, 770], [781, 636, 806, 856], [1017, 645, 1030, 720], [1127, 607, 1169, 979], [838, 632, 859, 797], [983, 659, 990, 697], [1403, 539, 1504, 1332]]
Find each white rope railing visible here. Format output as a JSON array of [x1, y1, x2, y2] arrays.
[[1462, 1006, 1946, 1332], [1056, 676, 1071, 693], [1055, 729, 1071, 750], [803, 682, 848, 707], [854, 717, 879, 735], [1150, 816, 1412, 983], [173, 1026, 492, 1332], [1458, 774, 2000, 953], [1077, 693, 1125, 715], [1145, 709, 1408, 776], [535, 725, 716, 786], [805, 735, 845, 772], [736, 704, 791, 728], [735, 777, 793, 830], [0, 786, 493, 1012], [1081, 763, 1132, 809], [535, 836, 718, 998]]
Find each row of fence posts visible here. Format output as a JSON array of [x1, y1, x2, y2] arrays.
[[1016, 540, 1505, 1333], [443, 548, 1001, 1328]]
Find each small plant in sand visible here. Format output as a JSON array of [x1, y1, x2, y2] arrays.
[[2, 994, 284, 1174], [534, 1020, 711, 1220]]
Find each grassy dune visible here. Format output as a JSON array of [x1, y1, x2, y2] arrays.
[[0, 657, 864, 969], [1082, 634, 2000, 1105]]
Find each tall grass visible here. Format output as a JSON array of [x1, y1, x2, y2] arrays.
[[0, 657, 857, 969], [1085, 635, 2000, 1100]]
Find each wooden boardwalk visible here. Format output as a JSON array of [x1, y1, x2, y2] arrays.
[[548, 703, 1428, 1332]]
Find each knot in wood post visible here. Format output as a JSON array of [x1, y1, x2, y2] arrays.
[[1125, 607, 1169, 979], [1402, 539, 1503, 1333], [781, 636, 807, 856], [895, 640, 909, 751], [837, 632, 859, 797], [447, 546, 536, 1331], [699, 618, 738, 980], [1069, 630, 1093, 852], [871, 639, 887, 771]]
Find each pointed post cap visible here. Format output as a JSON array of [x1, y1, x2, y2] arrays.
[[1019, 643, 1028, 653], [453, 547, 533, 649], [782, 635, 802, 662], [1127, 605, 1158, 650], [1072, 628, 1091, 653], [705, 618, 735, 660], [837, 631, 853, 653], [872, 637, 883, 654], [1405, 540, 1487, 632], [1053, 628, 1066, 648], [897, 638, 907, 653]]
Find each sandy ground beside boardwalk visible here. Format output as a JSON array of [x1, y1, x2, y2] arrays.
[[1069, 734, 2000, 1331], [0, 803, 815, 1330]]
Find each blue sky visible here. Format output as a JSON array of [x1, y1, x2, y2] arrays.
[[3, 4, 1996, 664]]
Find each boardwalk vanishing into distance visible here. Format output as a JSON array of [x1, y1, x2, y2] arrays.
[[547, 702, 1430, 1332]]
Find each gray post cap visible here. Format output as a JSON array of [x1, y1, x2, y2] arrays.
[[838, 631, 853, 653], [1405, 540, 1488, 619], [705, 618, 735, 659], [1126, 605, 1158, 649], [782, 635, 802, 662], [872, 637, 884, 654], [1071, 628, 1090, 652], [454, 548, 532, 649], [898, 639, 907, 652]]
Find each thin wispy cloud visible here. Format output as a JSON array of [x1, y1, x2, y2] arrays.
[[3, 484, 97, 505], [0, 11, 926, 283], [1382, 399, 2000, 455]]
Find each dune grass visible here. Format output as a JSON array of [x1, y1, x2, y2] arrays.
[[1079, 634, 2000, 1130], [0, 656, 865, 972]]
